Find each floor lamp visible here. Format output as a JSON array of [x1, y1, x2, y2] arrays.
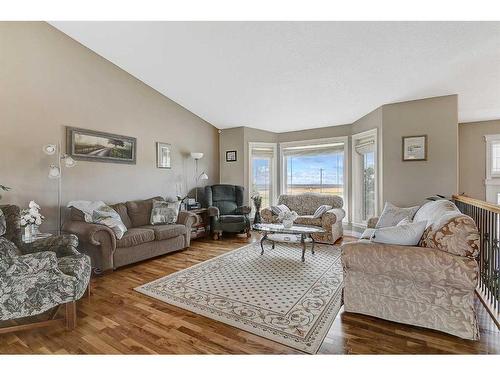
[[43, 142, 76, 234], [190, 152, 209, 202]]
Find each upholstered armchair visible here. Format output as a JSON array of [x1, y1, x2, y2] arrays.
[[205, 185, 251, 239], [0, 205, 91, 333], [261, 193, 345, 244]]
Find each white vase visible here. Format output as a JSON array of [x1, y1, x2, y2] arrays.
[[283, 219, 294, 229]]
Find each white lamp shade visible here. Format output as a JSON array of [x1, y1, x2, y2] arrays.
[[190, 152, 204, 160], [43, 144, 57, 155], [64, 156, 76, 168], [199, 172, 209, 180], [48, 165, 61, 179]]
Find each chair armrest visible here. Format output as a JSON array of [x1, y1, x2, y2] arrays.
[[235, 206, 251, 215], [261, 207, 277, 223], [177, 211, 196, 230], [62, 220, 117, 251], [207, 206, 220, 218], [367, 216, 379, 228], [21, 234, 80, 257], [1, 251, 59, 276], [321, 208, 345, 226], [341, 241, 479, 289]]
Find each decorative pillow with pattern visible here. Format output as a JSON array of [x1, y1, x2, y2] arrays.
[[271, 204, 290, 216], [0, 208, 6, 236], [419, 214, 480, 258], [313, 204, 332, 219], [151, 200, 180, 225], [67, 201, 127, 239], [375, 202, 420, 228]]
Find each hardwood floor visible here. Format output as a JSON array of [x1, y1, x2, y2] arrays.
[[1, 233, 499, 354]]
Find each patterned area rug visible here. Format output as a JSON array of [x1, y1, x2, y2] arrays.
[[135, 241, 343, 353]]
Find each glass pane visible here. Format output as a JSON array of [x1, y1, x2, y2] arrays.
[[493, 143, 500, 172], [362, 152, 375, 221], [284, 150, 344, 199], [252, 157, 271, 210]]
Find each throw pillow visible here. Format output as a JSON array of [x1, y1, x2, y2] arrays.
[[313, 204, 332, 219], [372, 220, 427, 246], [360, 228, 376, 240], [397, 217, 412, 226], [375, 202, 419, 228], [150, 200, 180, 225], [67, 201, 127, 239], [0, 208, 6, 236], [419, 214, 480, 258], [271, 204, 290, 216]]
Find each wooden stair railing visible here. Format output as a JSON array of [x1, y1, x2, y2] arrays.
[[453, 195, 500, 328]]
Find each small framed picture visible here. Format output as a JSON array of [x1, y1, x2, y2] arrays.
[[226, 150, 237, 162], [156, 142, 171, 168], [402, 135, 427, 161]]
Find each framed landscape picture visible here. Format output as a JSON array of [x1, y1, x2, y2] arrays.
[[156, 142, 171, 169], [402, 135, 427, 161], [66, 127, 136, 164], [226, 150, 237, 162]]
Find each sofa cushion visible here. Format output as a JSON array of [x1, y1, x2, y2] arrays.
[[141, 224, 186, 241], [109, 203, 133, 229], [419, 215, 480, 258], [218, 215, 246, 224], [126, 196, 163, 227], [295, 215, 322, 227], [375, 202, 419, 228], [116, 228, 155, 248]]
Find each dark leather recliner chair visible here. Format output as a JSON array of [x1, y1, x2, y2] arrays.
[[204, 185, 251, 239]]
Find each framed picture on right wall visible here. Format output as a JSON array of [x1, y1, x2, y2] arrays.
[[402, 135, 427, 161]]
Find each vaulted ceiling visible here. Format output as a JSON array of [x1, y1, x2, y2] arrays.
[[51, 21, 500, 132]]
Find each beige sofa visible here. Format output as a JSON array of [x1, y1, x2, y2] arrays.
[[341, 200, 480, 340], [261, 193, 345, 244], [63, 197, 196, 273]]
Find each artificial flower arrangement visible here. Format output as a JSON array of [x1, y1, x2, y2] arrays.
[[20, 201, 44, 228], [278, 210, 298, 228]]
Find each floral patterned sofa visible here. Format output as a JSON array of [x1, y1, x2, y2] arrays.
[[341, 200, 480, 340], [261, 193, 345, 244], [0, 205, 91, 331]]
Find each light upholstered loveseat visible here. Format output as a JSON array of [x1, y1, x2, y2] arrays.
[[341, 200, 480, 340], [63, 197, 196, 273], [261, 193, 345, 244]]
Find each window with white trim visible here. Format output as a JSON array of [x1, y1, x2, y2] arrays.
[[280, 139, 347, 202], [249, 143, 277, 214], [352, 129, 378, 225]]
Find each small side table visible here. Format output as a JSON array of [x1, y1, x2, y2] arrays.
[[22, 232, 53, 244], [186, 208, 210, 240]]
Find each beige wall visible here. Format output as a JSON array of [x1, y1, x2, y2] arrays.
[[219, 127, 245, 187], [459, 119, 500, 200], [0, 22, 219, 232], [381, 95, 458, 206]]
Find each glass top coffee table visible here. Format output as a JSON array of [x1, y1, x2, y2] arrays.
[[252, 223, 326, 262]]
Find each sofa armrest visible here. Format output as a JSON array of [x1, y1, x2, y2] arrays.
[[0, 251, 59, 276], [261, 207, 277, 223], [177, 211, 196, 230], [341, 241, 479, 290], [20, 234, 80, 257], [62, 220, 117, 248], [207, 206, 220, 218], [322, 208, 345, 226], [367, 216, 379, 229]]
